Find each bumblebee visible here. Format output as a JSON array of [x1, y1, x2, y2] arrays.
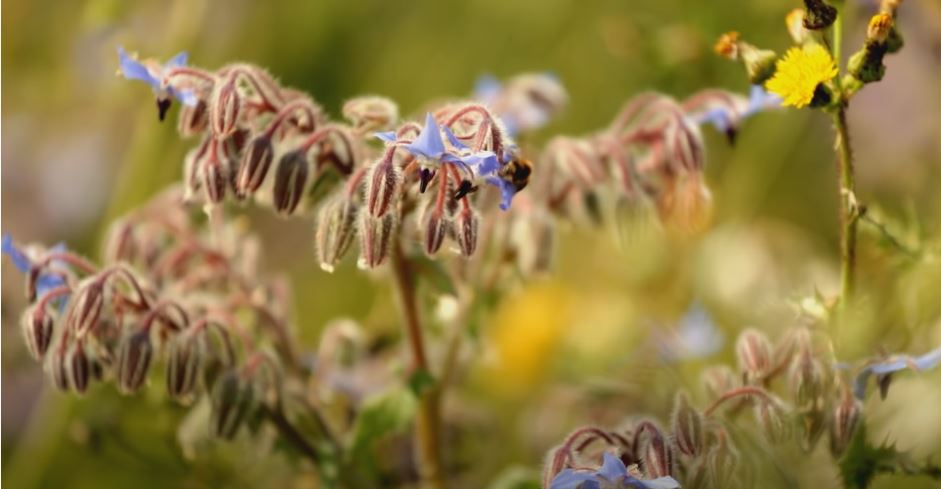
[[499, 156, 533, 192]]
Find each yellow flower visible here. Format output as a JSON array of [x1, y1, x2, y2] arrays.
[[765, 44, 837, 108]]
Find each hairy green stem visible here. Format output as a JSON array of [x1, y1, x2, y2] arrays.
[[391, 244, 445, 489], [833, 106, 857, 307]]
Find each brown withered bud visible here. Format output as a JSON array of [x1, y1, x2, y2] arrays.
[[115, 329, 154, 394], [167, 330, 204, 402], [829, 389, 862, 457], [634, 421, 674, 479], [69, 279, 105, 336], [803, 0, 837, 30], [342, 96, 399, 132], [178, 99, 208, 138], [21, 304, 55, 361], [210, 79, 241, 138], [315, 193, 360, 272], [735, 328, 773, 383], [365, 153, 402, 219], [272, 150, 310, 215], [235, 135, 274, 199], [671, 391, 704, 457], [358, 212, 397, 269], [66, 342, 91, 394], [454, 206, 479, 257], [755, 396, 792, 444]]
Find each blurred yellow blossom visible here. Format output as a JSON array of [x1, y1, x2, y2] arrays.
[[765, 44, 837, 108]]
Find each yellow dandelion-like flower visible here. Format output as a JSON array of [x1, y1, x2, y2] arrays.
[[765, 44, 837, 108]]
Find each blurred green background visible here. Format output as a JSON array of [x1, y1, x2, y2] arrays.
[[3, 0, 941, 487]]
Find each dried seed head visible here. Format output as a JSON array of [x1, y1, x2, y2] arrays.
[[235, 135, 274, 199], [671, 391, 704, 457], [802, 0, 837, 30], [210, 369, 255, 439], [272, 149, 310, 215], [358, 212, 397, 269], [755, 396, 792, 444], [211, 80, 241, 138], [829, 389, 862, 457], [178, 99, 208, 138], [22, 304, 55, 361], [115, 329, 154, 394], [365, 155, 402, 218], [166, 330, 204, 402], [714, 32, 741, 59], [866, 13, 893, 44], [315, 193, 359, 272], [342, 96, 399, 132], [736, 328, 773, 383], [454, 206, 479, 257]]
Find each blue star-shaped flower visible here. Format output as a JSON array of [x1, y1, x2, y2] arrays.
[[852, 347, 941, 399], [118, 47, 198, 107], [2, 234, 68, 302], [693, 85, 782, 136], [550, 453, 681, 489]]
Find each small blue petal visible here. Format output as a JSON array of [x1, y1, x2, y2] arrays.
[[405, 113, 447, 159], [473, 74, 502, 102], [598, 452, 627, 480], [853, 347, 941, 399], [2, 233, 32, 272], [744, 85, 782, 117], [172, 87, 199, 107], [640, 476, 682, 489], [374, 131, 397, 143], [118, 47, 159, 89], [443, 126, 468, 151], [915, 348, 941, 371], [549, 470, 599, 489], [165, 51, 189, 69], [697, 107, 733, 133], [459, 152, 500, 176], [485, 177, 515, 211]]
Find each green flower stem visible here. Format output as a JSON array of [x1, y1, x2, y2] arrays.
[[391, 243, 445, 489], [833, 105, 858, 307]]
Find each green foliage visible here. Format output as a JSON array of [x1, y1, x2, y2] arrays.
[[348, 386, 418, 459]]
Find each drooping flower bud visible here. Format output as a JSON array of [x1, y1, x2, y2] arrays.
[[802, 0, 837, 30], [706, 436, 739, 488], [178, 99, 208, 138], [235, 135, 274, 199], [788, 351, 829, 411], [420, 203, 449, 256], [671, 391, 704, 457], [210, 79, 241, 138], [365, 154, 402, 218], [50, 347, 71, 391], [755, 396, 792, 444], [272, 150, 310, 215], [829, 389, 862, 457], [115, 329, 154, 394], [315, 193, 360, 272], [358, 212, 397, 269], [21, 304, 55, 361], [454, 206, 479, 257], [66, 342, 91, 394], [796, 406, 828, 452], [166, 330, 204, 402], [210, 369, 255, 439], [735, 328, 772, 383], [69, 279, 105, 336], [342, 96, 399, 132], [201, 157, 228, 204], [635, 421, 674, 479]]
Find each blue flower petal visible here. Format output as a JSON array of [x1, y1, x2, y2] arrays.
[[853, 347, 941, 399], [405, 113, 447, 159], [485, 176, 515, 211], [374, 131, 397, 143], [640, 476, 682, 489], [458, 152, 500, 176], [172, 87, 199, 107], [118, 47, 159, 89], [443, 126, 468, 151], [473, 74, 502, 102], [549, 469, 599, 489], [2, 233, 32, 272], [743, 85, 782, 117], [598, 453, 627, 480], [165, 51, 189, 69]]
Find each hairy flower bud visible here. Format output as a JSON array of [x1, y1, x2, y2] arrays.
[[736, 328, 772, 383], [706, 436, 739, 488], [421, 205, 449, 256], [342, 96, 399, 132], [210, 369, 255, 439], [167, 331, 204, 402], [272, 150, 310, 215], [789, 351, 828, 411], [671, 392, 704, 457], [797, 407, 828, 452], [315, 193, 360, 272], [635, 422, 674, 479], [69, 280, 105, 335], [50, 348, 70, 391], [22, 305, 55, 360], [211, 80, 241, 138], [66, 342, 91, 394], [235, 136, 274, 199], [178, 99, 208, 138], [740, 44, 778, 85], [829, 390, 862, 457], [755, 396, 792, 444], [115, 329, 154, 394], [201, 158, 228, 204], [802, 0, 837, 30], [358, 212, 397, 269], [702, 365, 738, 400], [454, 206, 479, 257], [365, 155, 402, 218]]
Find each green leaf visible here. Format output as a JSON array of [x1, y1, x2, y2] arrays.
[[348, 387, 418, 458], [839, 421, 898, 489], [407, 368, 436, 396]]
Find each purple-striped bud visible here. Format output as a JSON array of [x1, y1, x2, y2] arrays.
[[272, 150, 310, 215], [358, 212, 397, 269], [365, 155, 401, 218], [66, 342, 91, 394], [671, 392, 704, 457], [69, 280, 104, 335], [735, 328, 772, 383], [706, 437, 739, 488], [178, 99, 208, 138], [235, 136, 274, 199], [183, 138, 210, 201], [115, 329, 154, 394], [755, 396, 792, 444], [454, 206, 479, 257], [211, 80, 241, 138], [210, 369, 255, 439], [167, 331, 204, 402], [315, 193, 359, 272], [21, 305, 55, 361], [636, 422, 674, 479], [50, 348, 70, 391], [829, 390, 862, 457], [201, 158, 228, 204], [342, 96, 399, 132], [788, 351, 829, 411], [421, 205, 449, 256], [104, 219, 137, 264]]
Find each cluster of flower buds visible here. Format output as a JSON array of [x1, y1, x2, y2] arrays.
[[544, 325, 940, 489], [4, 187, 294, 440], [846, 0, 905, 88]]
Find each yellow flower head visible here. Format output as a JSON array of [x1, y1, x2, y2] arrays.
[[765, 44, 837, 108]]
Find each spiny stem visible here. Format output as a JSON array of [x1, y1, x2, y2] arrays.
[[391, 243, 444, 489]]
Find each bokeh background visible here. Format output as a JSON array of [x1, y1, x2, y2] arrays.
[[3, 0, 941, 487]]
